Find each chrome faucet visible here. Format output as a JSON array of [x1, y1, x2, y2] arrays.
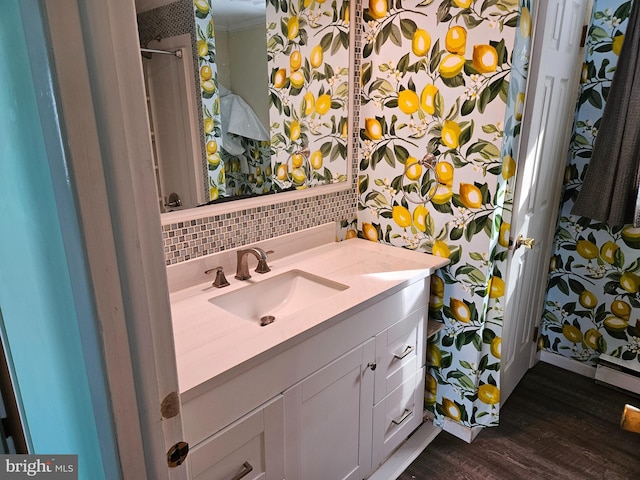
[[235, 247, 272, 280]]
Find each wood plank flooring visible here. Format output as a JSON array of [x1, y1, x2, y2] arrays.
[[397, 361, 640, 480]]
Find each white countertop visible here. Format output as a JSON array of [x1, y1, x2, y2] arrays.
[[170, 238, 449, 396]]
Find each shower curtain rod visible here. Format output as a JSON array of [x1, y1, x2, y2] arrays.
[[140, 48, 183, 58]]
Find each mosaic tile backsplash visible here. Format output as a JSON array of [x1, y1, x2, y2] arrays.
[[161, 0, 362, 265]]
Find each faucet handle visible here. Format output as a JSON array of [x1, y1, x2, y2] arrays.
[[255, 250, 274, 274], [205, 266, 230, 288]]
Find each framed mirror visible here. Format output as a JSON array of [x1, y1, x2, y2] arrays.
[[135, 0, 352, 220]]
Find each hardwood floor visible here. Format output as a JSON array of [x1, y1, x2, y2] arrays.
[[397, 361, 640, 480]]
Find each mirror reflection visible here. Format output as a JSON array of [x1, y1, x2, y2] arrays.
[[136, 0, 350, 214]]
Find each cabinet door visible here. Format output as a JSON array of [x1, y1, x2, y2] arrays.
[[187, 396, 284, 480], [284, 339, 375, 480]]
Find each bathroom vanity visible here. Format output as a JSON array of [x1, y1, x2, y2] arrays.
[[168, 231, 448, 479]]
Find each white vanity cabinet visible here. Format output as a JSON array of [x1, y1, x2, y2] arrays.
[[181, 275, 435, 480]]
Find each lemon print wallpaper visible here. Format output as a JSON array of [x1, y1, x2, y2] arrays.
[[194, 0, 225, 200], [266, 0, 350, 190], [541, 0, 640, 365], [358, 0, 531, 427]]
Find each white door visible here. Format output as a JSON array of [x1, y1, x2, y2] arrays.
[[501, 0, 592, 402]]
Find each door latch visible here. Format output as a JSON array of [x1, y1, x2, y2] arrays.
[[509, 234, 535, 250]]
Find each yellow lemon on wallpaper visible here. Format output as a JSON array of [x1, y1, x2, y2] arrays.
[[413, 205, 429, 232], [209, 185, 219, 200], [450, 298, 470, 323], [520, 6, 532, 38], [364, 118, 383, 140], [453, 0, 472, 7], [498, 222, 510, 248], [206, 139, 218, 154], [287, 16, 299, 40], [303, 92, 315, 115], [425, 373, 437, 394], [435, 161, 454, 186], [478, 384, 500, 405], [315, 94, 332, 115], [441, 120, 461, 149], [459, 183, 483, 209], [204, 116, 214, 133], [398, 89, 420, 115], [412, 29, 431, 56], [578, 290, 597, 309], [310, 150, 323, 170], [491, 337, 501, 359], [515, 91, 525, 121], [576, 240, 598, 260], [207, 153, 220, 168], [200, 64, 212, 81], [289, 120, 301, 141], [290, 50, 302, 72], [342, 122, 348, 138], [201, 79, 216, 95], [420, 84, 439, 115], [290, 70, 305, 89], [369, 0, 388, 19], [604, 315, 629, 332], [292, 167, 306, 184], [427, 343, 442, 367], [473, 45, 499, 73], [584, 328, 602, 349], [439, 54, 465, 78], [611, 299, 631, 319], [432, 240, 451, 259], [600, 241, 619, 264], [362, 222, 379, 242], [345, 229, 357, 239], [488, 276, 505, 299], [392, 205, 412, 228], [445, 26, 467, 54], [442, 398, 461, 421], [431, 275, 444, 297], [612, 34, 625, 56], [310, 45, 324, 68], [404, 157, 423, 181], [431, 184, 453, 205], [502, 155, 516, 180], [195, 0, 210, 15], [274, 68, 287, 88], [562, 324, 583, 343], [197, 40, 209, 58], [291, 153, 304, 168], [276, 164, 289, 181], [621, 226, 640, 248]]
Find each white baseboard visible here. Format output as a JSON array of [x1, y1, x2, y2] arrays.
[[442, 417, 483, 443], [367, 421, 442, 480], [539, 350, 596, 378]]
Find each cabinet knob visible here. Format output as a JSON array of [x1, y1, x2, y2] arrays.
[[367, 362, 377, 371]]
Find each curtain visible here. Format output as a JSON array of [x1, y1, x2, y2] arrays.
[[571, 0, 640, 226]]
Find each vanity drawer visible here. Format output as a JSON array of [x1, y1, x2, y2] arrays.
[[374, 307, 426, 403], [187, 395, 285, 480], [372, 367, 425, 469]]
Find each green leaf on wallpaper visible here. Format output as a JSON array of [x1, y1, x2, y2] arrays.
[[383, 146, 395, 167], [433, 202, 453, 215], [462, 12, 483, 28], [450, 226, 463, 241], [400, 18, 417, 39], [621, 350, 637, 361], [459, 121, 473, 146], [398, 54, 410, 74], [394, 144, 409, 163], [459, 360, 474, 370], [436, 1, 452, 22], [442, 335, 454, 347], [589, 26, 609, 41], [614, 1, 633, 19], [461, 98, 476, 116], [568, 278, 585, 295], [363, 41, 373, 59], [429, 40, 442, 74], [481, 0, 500, 9], [441, 74, 465, 89]]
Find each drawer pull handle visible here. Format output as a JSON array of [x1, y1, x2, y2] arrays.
[[393, 345, 414, 360], [230, 461, 253, 480], [391, 408, 412, 426]]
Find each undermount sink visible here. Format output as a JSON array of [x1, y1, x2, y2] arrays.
[[209, 269, 349, 324]]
